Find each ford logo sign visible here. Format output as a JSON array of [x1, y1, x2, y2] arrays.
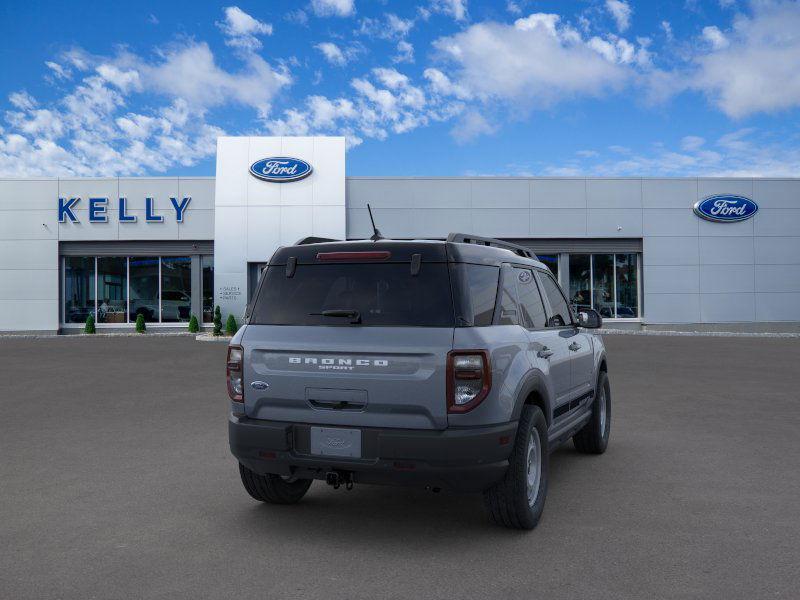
[[693, 195, 758, 223], [249, 157, 313, 183]]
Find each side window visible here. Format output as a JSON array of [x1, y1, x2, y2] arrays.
[[539, 272, 573, 327], [514, 268, 547, 329], [466, 265, 499, 326], [497, 267, 519, 326]]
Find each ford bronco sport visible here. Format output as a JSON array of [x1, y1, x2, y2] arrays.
[[228, 233, 610, 529]]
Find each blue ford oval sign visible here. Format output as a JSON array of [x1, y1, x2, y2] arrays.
[[249, 157, 313, 182], [693, 195, 758, 223]]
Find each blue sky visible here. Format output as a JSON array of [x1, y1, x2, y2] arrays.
[[1, 0, 799, 177]]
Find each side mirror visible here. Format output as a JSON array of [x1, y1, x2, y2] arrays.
[[577, 308, 602, 329]]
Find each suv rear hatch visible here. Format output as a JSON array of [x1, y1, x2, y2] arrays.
[[241, 242, 454, 430]]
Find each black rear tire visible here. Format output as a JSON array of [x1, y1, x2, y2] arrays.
[[238, 463, 312, 504], [483, 405, 549, 530], [573, 371, 611, 454]]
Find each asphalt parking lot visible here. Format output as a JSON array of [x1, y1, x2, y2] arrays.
[[1, 334, 799, 599]]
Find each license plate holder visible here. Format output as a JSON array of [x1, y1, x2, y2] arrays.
[[310, 427, 362, 458]]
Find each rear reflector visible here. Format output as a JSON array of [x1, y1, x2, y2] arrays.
[[316, 251, 391, 261]]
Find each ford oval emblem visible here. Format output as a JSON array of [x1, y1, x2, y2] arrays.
[[249, 157, 313, 183], [693, 195, 758, 223]]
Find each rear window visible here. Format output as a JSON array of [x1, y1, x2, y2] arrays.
[[249, 263, 454, 327]]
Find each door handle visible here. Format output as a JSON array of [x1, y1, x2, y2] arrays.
[[569, 342, 581, 351], [537, 347, 554, 359]]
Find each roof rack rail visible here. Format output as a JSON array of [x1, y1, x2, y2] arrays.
[[446, 233, 538, 260], [295, 236, 340, 245]]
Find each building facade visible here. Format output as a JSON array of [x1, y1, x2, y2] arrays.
[[1, 135, 798, 333]]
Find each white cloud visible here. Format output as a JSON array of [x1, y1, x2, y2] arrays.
[[45, 61, 72, 80], [605, 0, 632, 32], [701, 25, 728, 50], [96, 64, 141, 93], [311, 0, 355, 18], [316, 42, 347, 66], [681, 135, 705, 151], [692, 1, 800, 117], [431, 14, 637, 109], [423, 68, 471, 99], [451, 110, 496, 143], [544, 128, 800, 177], [266, 66, 462, 148], [661, 20, 673, 42], [217, 6, 273, 50], [315, 41, 363, 66], [506, 1, 522, 15], [430, 0, 468, 22], [358, 13, 415, 40], [393, 41, 414, 64], [9, 91, 36, 110], [0, 38, 289, 176]]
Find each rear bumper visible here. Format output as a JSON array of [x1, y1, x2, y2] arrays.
[[229, 414, 518, 493]]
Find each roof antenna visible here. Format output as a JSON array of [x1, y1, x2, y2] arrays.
[[367, 203, 384, 241]]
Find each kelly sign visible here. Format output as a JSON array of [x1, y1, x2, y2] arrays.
[[58, 197, 191, 223]]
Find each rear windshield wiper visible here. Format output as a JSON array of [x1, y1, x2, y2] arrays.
[[309, 309, 362, 324]]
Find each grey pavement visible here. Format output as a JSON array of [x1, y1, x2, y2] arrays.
[[1, 335, 798, 599]]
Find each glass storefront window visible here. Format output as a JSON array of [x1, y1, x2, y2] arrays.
[[161, 256, 192, 322], [129, 256, 160, 322], [592, 254, 615, 319], [566, 253, 640, 319], [202, 255, 214, 323], [568, 254, 591, 311], [537, 254, 559, 279], [97, 257, 127, 324], [615, 253, 639, 318], [64, 257, 95, 324]]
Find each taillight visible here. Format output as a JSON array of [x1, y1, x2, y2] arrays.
[[227, 345, 243, 402], [447, 350, 491, 413]]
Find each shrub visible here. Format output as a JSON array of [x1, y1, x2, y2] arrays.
[[84, 314, 95, 334], [213, 305, 222, 336], [135, 313, 146, 333], [225, 313, 238, 336], [188, 314, 199, 333]]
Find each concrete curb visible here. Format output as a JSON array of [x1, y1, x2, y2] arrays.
[[600, 328, 800, 338], [195, 334, 233, 342], [0, 332, 198, 340]]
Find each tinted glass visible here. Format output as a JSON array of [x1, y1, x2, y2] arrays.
[[497, 268, 519, 326], [250, 263, 454, 327], [64, 256, 95, 324], [129, 256, 159, 322], [161, 256, 192, 322], [514, 268, 547, 329], [569, 254, 591, 310], [451, 264, 499, 326], [202, 255, 214, 323], [540, 272, 572, 327], [615, 253, 639, 318], [592, 254, 615, 318], [97, 257, 127, 324]]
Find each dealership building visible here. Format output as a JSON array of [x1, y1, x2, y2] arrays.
[[1, 135, 798, 333]]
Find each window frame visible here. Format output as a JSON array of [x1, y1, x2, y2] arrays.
[[511, 266, 549, 331], [535, 268, 577, 329], [491, 264, 521, 327]]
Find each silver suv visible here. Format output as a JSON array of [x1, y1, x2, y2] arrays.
[[227, 234, 610, 529]]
